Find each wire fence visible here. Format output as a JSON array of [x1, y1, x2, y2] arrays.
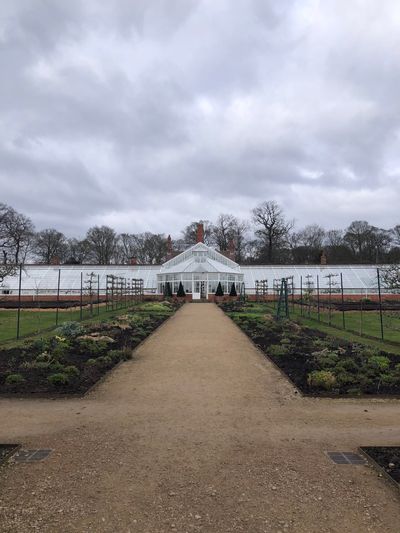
[[0, 267, 144, 342], [253, 268, 400, 346]]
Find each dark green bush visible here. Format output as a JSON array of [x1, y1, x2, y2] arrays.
[[5, 373, 26, 386], [64, 365, 80, 378], [47, 373, 70, 386]]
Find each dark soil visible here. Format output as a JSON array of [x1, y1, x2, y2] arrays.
[[361, 447, 400, 485]]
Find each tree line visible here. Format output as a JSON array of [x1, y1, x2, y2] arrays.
[[1, 201, 399, 268]]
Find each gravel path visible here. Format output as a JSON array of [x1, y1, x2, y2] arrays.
[[0, 303, 399, 532]]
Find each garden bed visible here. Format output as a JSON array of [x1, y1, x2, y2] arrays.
[[360, 447, 400, 487], [220, 302, 400, 396], [0, 301, 180, 396]]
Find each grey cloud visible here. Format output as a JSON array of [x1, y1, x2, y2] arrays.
[[0, 0, 399, 237]]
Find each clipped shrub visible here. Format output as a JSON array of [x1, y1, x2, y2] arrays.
[[307, 370, 337, 390], [229, 283, 237, 297], [85, 358, 97, 366], [177, 282, 186, 297], [269, 344, 289, 357], [164, 282, 173, 298], [215, 282, 224, 297], [5, 373, 26, 386], [280, 338, 291, 346], [47, 373, 70, 387], [56, 321, 84, 338]]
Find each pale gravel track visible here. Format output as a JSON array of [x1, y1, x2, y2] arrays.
[[0, 303, 399, 532]]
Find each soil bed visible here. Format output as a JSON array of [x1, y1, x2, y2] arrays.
[[0, 301, 180, 396], [220, 301, 400, 397], [361, 447, 400, 486]]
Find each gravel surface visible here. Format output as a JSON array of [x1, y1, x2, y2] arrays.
[[0, 303, 399, 532]]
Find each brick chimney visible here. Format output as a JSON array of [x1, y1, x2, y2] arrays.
[[50, 255, 60, 265], [227, 238, 236, 261], [196, 223, 204, 244], [130, 256, 138, 265]]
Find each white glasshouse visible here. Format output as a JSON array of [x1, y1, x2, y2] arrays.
[[0, 241, 385, 299]]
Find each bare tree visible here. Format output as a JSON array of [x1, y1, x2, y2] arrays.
[[252, 201, 293, 263], [34, 228, 67, 263], [212, 214, 236, 251], [0, 203, 34, 264], [381, 264, 400, 291], [86, 226, 119, 264], [65, 238, 91, 264]]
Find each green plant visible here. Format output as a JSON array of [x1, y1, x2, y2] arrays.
[[30, 338, 49, 353], [367, 356, 390, 371], [56, 321, 84, 338], [229, 283, 237, 297], [85, 358, 97, 366], [96, 355, 112, 367], [307, 370, 337, 390], [280, 337, 291, 346], [47, 373, 70, 387], [5, 373, 26, 386], [49, 362, 65, 372], [64, 365, 80, 378], [269, 344, 289, 357]]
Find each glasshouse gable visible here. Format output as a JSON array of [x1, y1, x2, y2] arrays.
[[157, 242, 244, 299]]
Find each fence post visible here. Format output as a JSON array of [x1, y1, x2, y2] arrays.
[[377, 268, 384, 341], [317, 275, 320, 322], [56, 269, 61, 326], [80, 271, 83, 321], [300, 275, 303, 316], [16, 264, 22, 340], [97, 274, 100, 315], [340, 272, 345, 330]]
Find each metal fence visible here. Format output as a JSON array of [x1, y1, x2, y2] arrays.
[[0, 267, 144, 342], [252, 268, 400, 346]]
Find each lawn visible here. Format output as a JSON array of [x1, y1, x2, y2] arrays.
[[261, 300, 400, 345], [0, 301, 170, 343]]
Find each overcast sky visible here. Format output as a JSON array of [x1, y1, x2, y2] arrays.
[[1, 0, 400, 238]]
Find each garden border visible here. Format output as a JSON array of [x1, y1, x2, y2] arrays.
[[220, 306, 400, 400]]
